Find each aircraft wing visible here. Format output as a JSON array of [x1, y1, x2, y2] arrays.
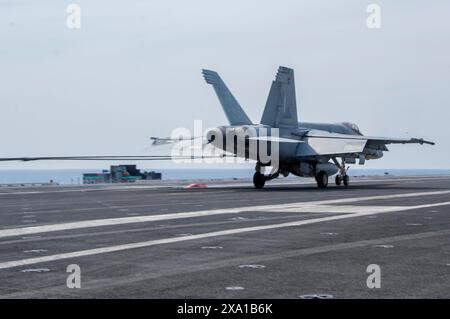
[[150, 136, 203, 146], [303, 131, 435, 145], [363, 136, 435, 146], [295, 130, 434, 158]]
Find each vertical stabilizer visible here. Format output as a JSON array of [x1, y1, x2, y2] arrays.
[[260, 66, 298, 129], [202, 69, 252, 125]]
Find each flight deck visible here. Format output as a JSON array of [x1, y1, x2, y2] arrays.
[[0, 174, 449, 298]]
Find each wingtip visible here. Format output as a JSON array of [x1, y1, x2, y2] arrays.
[[420, 138, 435, 146], [416, 138, 435, 146]]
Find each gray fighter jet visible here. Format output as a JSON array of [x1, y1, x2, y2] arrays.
[[200, 66, 434, 189], [0, 66, 434, 189]]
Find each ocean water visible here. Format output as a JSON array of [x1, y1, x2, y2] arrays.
[[0, 168, 449, 185], [0, 169, 253, 185]]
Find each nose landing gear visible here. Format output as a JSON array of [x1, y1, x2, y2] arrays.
[[342, 174, 350, 186], [333, 157, 350, 187]]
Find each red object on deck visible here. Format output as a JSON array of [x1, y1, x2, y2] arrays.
[[185, 183, 208, 189]]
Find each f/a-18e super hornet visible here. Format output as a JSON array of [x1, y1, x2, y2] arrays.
[[196, 66, 434, 189], [0, 66, 434, 189]]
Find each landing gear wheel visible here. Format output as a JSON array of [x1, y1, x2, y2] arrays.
[[343, 175, 350, 187], [335, 175, 342, 186], [253, 172, 266, 189], [315, 171, 329, 189]]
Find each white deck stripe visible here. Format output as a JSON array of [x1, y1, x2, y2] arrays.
[[1, 190, 450, 239], [1, 200, 450, 270]]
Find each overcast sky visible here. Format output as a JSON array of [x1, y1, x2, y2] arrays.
[[0, 0, 449, 169]]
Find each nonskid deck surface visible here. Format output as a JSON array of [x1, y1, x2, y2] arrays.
[[0, 175, 449, 298]]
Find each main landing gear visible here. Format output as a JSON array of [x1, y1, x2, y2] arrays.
[[314, 170, 349, 189], [315, 158, 350, 189], [315, 171, 329, 188], [253, 163, 279, 189], [253, 171, 266, 189]]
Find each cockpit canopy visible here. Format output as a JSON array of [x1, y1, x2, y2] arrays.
[[342, 122, 363, 135]]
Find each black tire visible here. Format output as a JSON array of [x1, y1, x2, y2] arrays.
[[343, 175, 350, 186], [316, 171, 329, 188], [335, 175, 342, 186], [253, 172, 266, 189]]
